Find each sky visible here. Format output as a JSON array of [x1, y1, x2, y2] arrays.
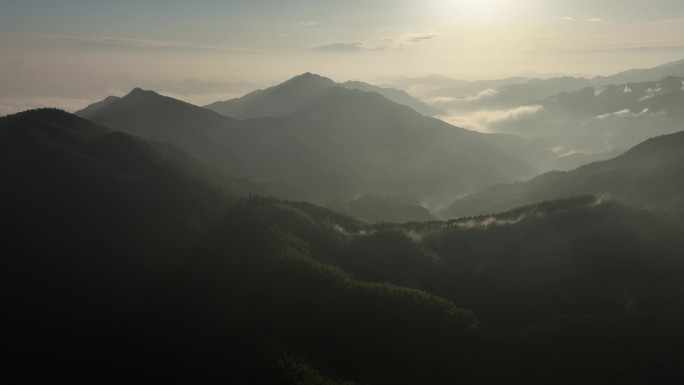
[[2, 0, 684, 114]]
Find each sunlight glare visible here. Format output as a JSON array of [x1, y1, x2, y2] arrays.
[[431, 0, 517, 21]]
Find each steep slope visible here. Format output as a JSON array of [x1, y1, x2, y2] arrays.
[[339, 80, 437, 116], [84, 85, 537, 206], [163, 196, 477, 384], [328, 194, 437, 223], [75, 95, 121, 118], [79, 87, 236, 154], [440, 130, 684, 218], [5, 130, 684, 385], [0, 108, 236, 383]]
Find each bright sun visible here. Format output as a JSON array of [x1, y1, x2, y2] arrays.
[[431, 0, 513, 19]]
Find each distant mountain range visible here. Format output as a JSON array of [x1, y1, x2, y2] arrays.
[[383, 59, 684, 161], [72, 64, 684, 218], [78, 74, 538, 209], [389, 57, 684, 104], [440, 128, 684, 218], [204, 72, 437, 118], [488, 76, 684, 154], [593, 57, 684, 85], [430, 76, 593, 110], [6, 65, 684, 383]]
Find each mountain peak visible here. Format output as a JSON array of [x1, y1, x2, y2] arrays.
[[126, 87, 160, 98], [280, 72, 336, 89]]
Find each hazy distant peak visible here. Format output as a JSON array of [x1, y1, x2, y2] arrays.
[[126, 87, 161, 98], [77, 89, 175, 120], [279, 72, 336, 89]]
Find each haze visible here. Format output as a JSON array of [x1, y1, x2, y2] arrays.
[[2, 0, 684, 114]]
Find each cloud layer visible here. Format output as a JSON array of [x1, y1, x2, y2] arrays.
[[312, 32, 441, 52]]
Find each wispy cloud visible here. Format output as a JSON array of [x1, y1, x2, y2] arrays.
[[561, 16, 603, 22], [313, 41, 366, 52], [595, 108, 664, 119], [636, 85, 663, 101], [312, 32, 441, 52], [1, 35, 257, 53], [454, 214, 526, 230]]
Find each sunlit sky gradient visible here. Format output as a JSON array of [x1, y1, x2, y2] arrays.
[[2, 0, 684, 114]]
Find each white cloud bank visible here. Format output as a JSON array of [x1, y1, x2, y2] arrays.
[[430, 88, 498, 105], [437, 104, 544, 132]]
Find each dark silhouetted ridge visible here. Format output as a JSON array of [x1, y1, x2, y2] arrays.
[[75, 95, 121, 118]]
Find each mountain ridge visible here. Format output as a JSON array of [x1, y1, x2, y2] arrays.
[[204, 72, 437, 118], [81, 82, 537, 209], [440, 129, 684, 218]]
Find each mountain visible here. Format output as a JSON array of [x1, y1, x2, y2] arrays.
[[18, 193, 682, 384], [5, 111, 684, 384], [165, 196, 477, 384], [76, 87, 235, 148], [488, 76, 684, 154], [82, 83, 537, 208], [440, 129, 684, 218], [0, 108, 240, 383], [204, 72, 437, 118], [431, 76, 592, 110], [204, 72, 337, 119], [339, 80, 437, 116], [593, 57, 684, 85], [476, 132, 556, 167], [544, 76, 684, 119], [389, 76, 532, 100], [384, 74, 470, 91], [74, 95, 121, 118], [328, 194, 437, 223], [0, 108, 234, 239]]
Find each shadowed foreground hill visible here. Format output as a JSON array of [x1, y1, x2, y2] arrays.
[[138, 196, 684, 384], [4, 110, 684, 384], [441, 129, 684, 218], [0, 109, 235, 383]]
